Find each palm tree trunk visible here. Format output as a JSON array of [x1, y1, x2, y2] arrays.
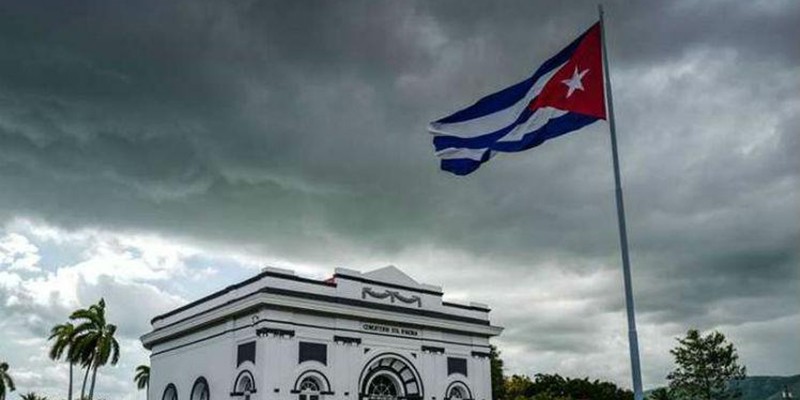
[[88, 365, 98, 400], [81, 365, 90, 400], [68, 362, 74, 400]]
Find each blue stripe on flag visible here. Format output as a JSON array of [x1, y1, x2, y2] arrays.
[[492, 112, 598, 152], [440, 152, 491, 176], [433, 107, 535, 151], [438, 112, 599, 176], [434, 28, 591, 125]]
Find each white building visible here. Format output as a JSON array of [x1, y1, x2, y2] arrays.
[[141, 266, 503, 400]]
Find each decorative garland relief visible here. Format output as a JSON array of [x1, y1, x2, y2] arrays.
[[362, 287, 422, 308]]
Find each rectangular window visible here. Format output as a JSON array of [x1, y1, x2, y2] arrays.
[[447, 357, 467, 376], [299, 342, 327, 365], [237, 341, 256, 367]]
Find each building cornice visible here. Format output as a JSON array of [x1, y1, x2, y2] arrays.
[[151, 268, 335, 324], [141, 289, 503, 350]]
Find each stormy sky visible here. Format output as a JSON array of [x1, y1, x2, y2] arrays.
[[0, 0, 798, 399]]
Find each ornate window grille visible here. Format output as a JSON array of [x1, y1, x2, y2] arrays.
[[368, 375, 399, 400], [298, 377, 321, 400]]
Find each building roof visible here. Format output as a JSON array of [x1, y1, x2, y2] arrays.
[[141, 265, 502, 349]]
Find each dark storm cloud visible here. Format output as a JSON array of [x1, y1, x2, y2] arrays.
[[0, 0, 798, 385]]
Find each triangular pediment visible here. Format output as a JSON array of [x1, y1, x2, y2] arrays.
[[362, 265, 420, 287]]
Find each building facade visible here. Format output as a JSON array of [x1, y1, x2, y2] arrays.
[[141, 266, 503, 400]]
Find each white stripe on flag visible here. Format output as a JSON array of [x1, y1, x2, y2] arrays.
[[435, 147, 490, 161], [429, 62, 566, 138], [497, 107, 568, 143]]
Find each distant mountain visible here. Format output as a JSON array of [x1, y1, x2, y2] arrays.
[[646, 375, 800, 400], [736, 375, 800, 400]]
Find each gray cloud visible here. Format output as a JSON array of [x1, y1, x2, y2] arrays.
[[0, 0, 798, 394]]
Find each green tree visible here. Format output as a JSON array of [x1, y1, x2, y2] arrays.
[[505, 374, 534, 400], [503, 373, 632, 400], [70, 299, 121, 400], [530, 374, 568, 398], [647, 388, 671, 400], [560, 376, 632, 400], [48, 322, 78, 400], [490, 345, 506, 400], [530, 393, 570, 400], [667, 329, 746, 400], [68, 307, 96, 399], [134, 365, 150, 392], [0, 362, 15, 400]]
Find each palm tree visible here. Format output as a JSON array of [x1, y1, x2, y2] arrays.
[[134, 365, 150, 394], [0, 362, 15, 400], [19, 392, 48, 400], [69, 299, 120, 400], [48, 322, 77, 400], [65, 308, 95, 400], [70, 304, 100, 400]]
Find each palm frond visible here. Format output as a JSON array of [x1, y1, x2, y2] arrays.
[[0, 361, 15, 393], [134, 365, 150, 390], [47, 322, 76, 361], [110, 338, 121, 366]]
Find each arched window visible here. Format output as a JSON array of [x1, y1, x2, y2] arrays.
[[191, 377, 210, 400], [444, 382, 472, 400], [448, 387, 464, 400], [293, 370, 331, 400], [359, 354, 422, 400], [162, 384, 178, 400], [367, 375, 399, 400], [237, 375, 254, 400], [298, 376, 321, 400], [233, 370, 256, 400]]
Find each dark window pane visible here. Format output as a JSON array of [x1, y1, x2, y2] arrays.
[[237, 341, 256, 366], [447, 357, 468, 376], [298, 342, 327, 365]]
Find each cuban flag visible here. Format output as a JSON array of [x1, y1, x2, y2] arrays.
[[429, 22, 606, 176]]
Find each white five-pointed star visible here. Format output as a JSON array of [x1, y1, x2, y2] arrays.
[[561, 66, 589, 98]]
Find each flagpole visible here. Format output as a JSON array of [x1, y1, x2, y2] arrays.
[[598, 5, 644, 400]]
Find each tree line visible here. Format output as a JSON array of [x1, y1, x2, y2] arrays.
[[0, 298, 150, 400], [489, 329, 746, 400]]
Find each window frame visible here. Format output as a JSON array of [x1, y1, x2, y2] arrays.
[[162, 383, 178, 400], [190, 377, 210, 400]]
